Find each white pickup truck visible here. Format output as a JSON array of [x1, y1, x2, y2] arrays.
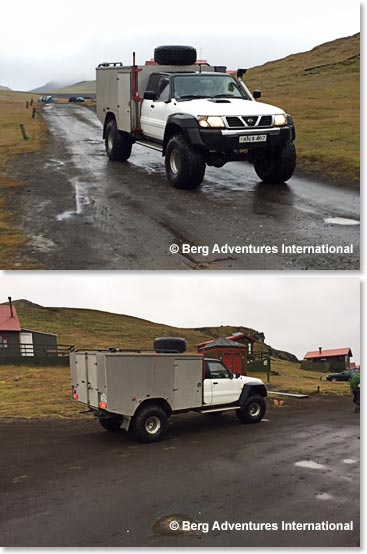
[[70, 337, 267, 443], [96, 45, 296, 189]]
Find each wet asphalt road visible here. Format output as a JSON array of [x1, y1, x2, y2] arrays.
[[0, 397, 359, 547], [8, 103, 359, 269]]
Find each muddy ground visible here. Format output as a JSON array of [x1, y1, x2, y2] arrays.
[[0, 396, 359, 547], [6, 103, 359, 270]]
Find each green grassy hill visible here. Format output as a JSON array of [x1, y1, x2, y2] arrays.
[[8, 299, 297, 361], [245, 33, 359, 184]]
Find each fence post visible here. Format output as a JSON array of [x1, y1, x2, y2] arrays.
[[19, 124, 29, 140], [26, 101, 29, 109], [30, 98, 33, 106], [32, 108, 36, 119]]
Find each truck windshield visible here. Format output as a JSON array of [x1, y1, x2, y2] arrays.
[[173, 74, 247, 101]]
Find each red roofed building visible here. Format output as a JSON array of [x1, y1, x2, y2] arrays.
[[0, 298, 71, 365], [197, 332, 261, 375], [301, 346, 353, 372]]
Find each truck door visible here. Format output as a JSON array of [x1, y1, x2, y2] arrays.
[[173, 358, 202, 409], [117, 73, 132, 132], [203, 359, 240, 405], [141, 75, 176, 141], [74, 352, 99, 407]]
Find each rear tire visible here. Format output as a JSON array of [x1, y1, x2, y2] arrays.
[[236, 396, 266, 424], [253, 142, 296, 183], [165, 134, 205, 189], [132, 405, 169, 443], [98, 417, 122, 431], [105, 119, 132, 161]]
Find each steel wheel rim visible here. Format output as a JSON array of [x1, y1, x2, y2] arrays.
[[145, 416, 161, 434], [249, 402, 261, 417], [170, 149, 181, 174]]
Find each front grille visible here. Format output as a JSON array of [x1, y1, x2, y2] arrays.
[[243, 116, 258, 126], [225, 115, 274, 128], [226, 116, 244, 128], [258, 115, 273, 127]]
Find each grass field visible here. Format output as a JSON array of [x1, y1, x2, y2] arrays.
[[0, 359, 350, 420], [245, 33, 359, 185], [0, 90, 46, 268]]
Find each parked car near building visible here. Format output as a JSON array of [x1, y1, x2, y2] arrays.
[[326, 368, 357, 382]]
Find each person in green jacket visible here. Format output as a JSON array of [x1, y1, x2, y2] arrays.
[[350, 368, 360, 413]]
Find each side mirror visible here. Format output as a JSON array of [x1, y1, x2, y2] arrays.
[[144, 90, 157, 101], [235, 372, 241, 379], [253, 90, 262, 100]]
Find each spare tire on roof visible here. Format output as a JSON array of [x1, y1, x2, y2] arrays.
[[154, 337, 187, 353], [154, 45, 197, 66]]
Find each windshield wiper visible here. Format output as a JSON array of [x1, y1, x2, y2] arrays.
[[212, 94, 243, 99], [178, 94, 209, 100]]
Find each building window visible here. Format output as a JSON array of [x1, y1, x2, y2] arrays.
[[0, 335, 8, 348]]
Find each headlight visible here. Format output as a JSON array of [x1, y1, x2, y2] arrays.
[[274, 114, 287, 126], [198, 116, 225, 128]]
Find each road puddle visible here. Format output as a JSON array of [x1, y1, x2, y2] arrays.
[[57, 210, 75, 221], [324, 217, 360, 226], [295, 460, 325, 470], [153, 514, 197, 536], [316, 492, 333, 500]]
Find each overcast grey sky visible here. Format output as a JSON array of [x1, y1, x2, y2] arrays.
[[0, 273, 360, 363], [0, 0, 360, 90]]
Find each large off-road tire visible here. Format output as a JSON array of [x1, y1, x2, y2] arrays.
[[236, 396, 266, 424], [154, 337, 187, 353], [131, 405, 169, 443], [253, 142, 296, 184], [98, 417, 122, 431], [154, 45, 197, 66], [105, 120, 132, 161], [165, 134, 205, 189]]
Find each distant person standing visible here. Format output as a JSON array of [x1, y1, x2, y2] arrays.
[[350, 368, 360, 413]]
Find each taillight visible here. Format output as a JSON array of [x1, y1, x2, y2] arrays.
[[99, 401, 107, 409], [72, 388, 78, 400]]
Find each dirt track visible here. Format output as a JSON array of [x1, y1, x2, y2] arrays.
[[0, 396, 359, 547], [6, 103, 359, 270]]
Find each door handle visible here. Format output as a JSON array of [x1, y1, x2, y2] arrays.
[[151, 105, 155, 108], [213, 382, 218, 385]]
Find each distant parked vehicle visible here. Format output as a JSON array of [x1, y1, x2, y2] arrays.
[[326, 369, 357, 382], [69, 96, 85, 103], [39, 95, 55, 104]]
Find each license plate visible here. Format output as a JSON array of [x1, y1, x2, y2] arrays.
[[239, 134, 267, 143]]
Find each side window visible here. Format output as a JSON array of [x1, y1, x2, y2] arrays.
[[157, 78, 170, 101], [206, 361, 232, 379], [0, 335, 8, 348]]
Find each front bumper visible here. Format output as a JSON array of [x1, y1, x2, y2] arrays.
[[188, 125, 295, 152]]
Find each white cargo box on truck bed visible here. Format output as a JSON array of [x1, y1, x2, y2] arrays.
[[70, 351, 204, 416], [96, 62, 216, 133]]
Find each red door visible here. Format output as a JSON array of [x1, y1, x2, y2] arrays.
[[233, 352, 242, 373]]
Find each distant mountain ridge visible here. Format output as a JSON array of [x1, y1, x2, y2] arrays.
[[30, 80, 76, 93]]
